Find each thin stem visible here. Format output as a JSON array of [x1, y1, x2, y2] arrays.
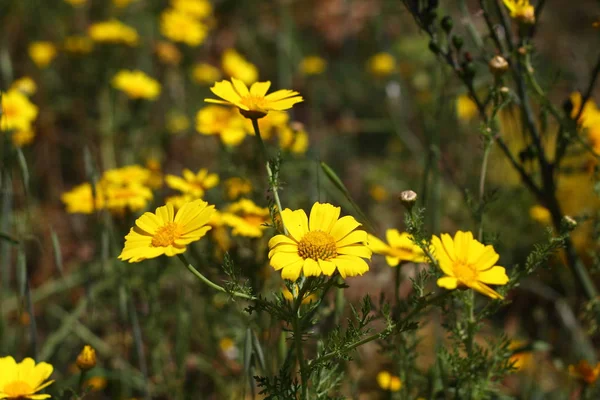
[[251, 118, 271, 167], [465, 289, 476, 400], [177, 254, 256, 301], [477, 138, 493, 242], [293, 284, 309, 399]]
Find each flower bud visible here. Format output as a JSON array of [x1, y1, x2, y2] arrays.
[[441, 16, 453, 33], [561, 215, 577, 232], [452, 35, 464, 50], [488, 56, 509, 78], [399, 190, 418, 211], [76, 345, 97, 371]]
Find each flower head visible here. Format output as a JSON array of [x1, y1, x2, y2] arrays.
[[432, 231, 509, 299], [196, 106, 248, 146], [456, 94, 478, 122], [367, 229, 426, 267], [221, 49, 258, 85], [529, 205, 551, 225], [112, 70, 161, 100], [89, 20, 139, 46], [300, 56, 327, 76], [205, 78, 303, 119], [171, 0, 212, 19], [268, 202, 371, 281], [76, 345, 97, 371], [1, 89, 38, 132], [155, 41, 182, 65], [160, 9, 207, 47], [569, 360, 600, 384], [10, 77, 37, 96], [104, 184, 153, 212], [221, 199, 270, 237], [165, 168, 219, 198], [28, 42, 57, 68], [502, 0, 535, 24], [102, 165, 152, 187], [367, 52, 396, 77], [119, 200, 214, 262], [61, 183, 105, 214], [12, 130, 36, 148], [0, 356, 54, 399], [192, 63, 222, 85], [376, 371, 402, 392]]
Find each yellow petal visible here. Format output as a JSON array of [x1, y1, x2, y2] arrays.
[[281, 258, 304, 281], [366, 233, 390, 254], [265, 89, 301, 102], [337, 244, 371, 259], [470, 281, 504, 299], [231, 77, 250, 97], [330, 215, 361, 241], [308, 202, 340, 233], [431, 235, 456, 277], [336, 230, 368, 247], [250, 81, 271, 97], [437, 276, 459, 290], [453, 231, 473, 259], [268, 97, 304, 111], [318, 259, 336, 275], [269, 234, 297, 248], [303, 258, 322, 276], [471, 245, 500, 271], [270, 251, 302, 271], [281, 208, 308, 242], [440, 233, 457, 261], [477, 266, 509, 285], [333, 254, 369, 278], [385, 256, 400, 267], [31, 362, 54, 388], [134, 212, 162, 234], [209, 80, 243, 107]]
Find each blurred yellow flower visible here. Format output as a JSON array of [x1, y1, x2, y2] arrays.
[[569, 360, 600, 384], [171, 0, 212, 19], [433, 231, 509, 299], [278, 124, 309, 154], [155, 41, 182, 65], [64, 35, 94, 54], [0, 356, 54, 399], [222, 199, 270, 238], [1, 89, 38, 132], [119, 200, 215, 262], [221, 49, 258, 85], [10, 77, 37, 96], [282, 284, 317, 304], [192, 63, 222, 85], [12, 130, 36, 147], [102, 165, 152, 187], [456, 94, 478, 121], [502, 0, 535, 24], [166, 111, 190, 134], [377, 371, 402, 392], [367, 52, 396, 77], [268, 202, 371, 281], [83, 376, 107, 392], [64, 0, 86, 6], [368, 184, 388, 202], [166, 194, 195, 210], [160, 9, 207, 47], [76, 345, 97, 371], [165, 168, 219, 198], [105, 184, 153, 212], [196, 105, 248, 146], [367, 230, 426, 266], [28, 42, 57, 68], [89, 20, 139, 46], [61, 183, 105, 214], [529, 205, 551, 225], [224, 177, 252, 200], [112, 70, 161, 100], [205, 78, 303, 119], [246, 111, 289, 139], [509, 340, 532, 372], [300, 55, 327, 76]]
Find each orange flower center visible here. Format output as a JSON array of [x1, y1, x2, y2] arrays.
[[3, 380, 33, 396], [298, 230, 337, 261], [151, 222, 183, 247], [240, 95, 269, 112], [2, 104, 17, 119], [453, 260, 478, 284]]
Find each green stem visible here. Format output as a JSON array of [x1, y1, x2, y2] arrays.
[[465, 289, 475, 400], [293, 284, 309, 399], [177, 254, 256, 301], [478, 138, 493, 242]]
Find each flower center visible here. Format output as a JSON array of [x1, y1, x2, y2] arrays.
[[453, 260, 478, 284], [240, 95, 268, 111], [297, 230, 337, 261], [3, 380, 33, 396], [151, 222, 183, 247], [2, 104, 17, 119]]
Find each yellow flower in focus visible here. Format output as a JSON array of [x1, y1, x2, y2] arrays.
[[83, 376, 107, 392], [28, 42, 57, 68], [1, 89, 38, 132], [112, 70, 161, 100], [10, 77, 37, 96], [529, 205, 551, 225], [221, 49, 258, 85], [119, 200, 215, 262], [205, 78, 303, 119], [282, 284, 317, 304], [64, 0, 86, 6], [192, 63, 222, 85], [569, 360, 600, 384], [224, 177, 252, 200], [61, 183, 105, 214], [376, 371, 402, 392], [166, 111, 190, 134], [105, 184, 153, 212], [171, 0, 212, 19], [76, 345, 97, 371], [165, 168, 219, 198], [502, 0, 535, 24], [89, 20, 138, 46], [268, 202, 371, 281], [300, 56, 327, 76], [369, 184, 388, 202], [160, 9, 207, 47], [196, 105, 248, 146], [64, 36, 94, 54], [12, 130, 36, 147], [367, 52, 396, 77], [367, 230, 427, 267], [433, 231, 509, 299], [221, 199, 270, 238], [0, 356, 54, 399], [456, 94, 478, 122], [102, 165, 152, 187], [155, 41, 182, 65]]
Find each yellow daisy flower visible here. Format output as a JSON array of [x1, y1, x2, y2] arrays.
[[171, 0, 212, 19], [367, 229, 426, 267], [221, 199, 270, 238], [88, 20, 139, 46], [367, 52, 396, 77], [224, 177, 252, 200], [205, 78, 303, 119], [104, 184, 153, 212], [300, 56, 327, 76], [165, 168, 219, 198], [119, 200, 215, 262], [101, 165, 152, 187], [502, 0, 535, 24], [0, 356, 54, 399], [10, 77, 37, 96], [529, 205, 551, 225], [155, 41, 182, 66], [221, 49, 258, 85], [268, 202, 371, 281], [165, 194, 195, 210], [28, 42, 57, 69], [112, 70, 161, 100], [432, 231, 509, 299], [376, 370, 402, 392], [61, 183, 105, 214], [456, 94, 478, 122], [196, 105, 248, 146], [569, 360, 600, 384], [192, 63, 222, 85], [11, 130, 36, 148], [160, 9, 207, 47], [1, 89, 38, 132]]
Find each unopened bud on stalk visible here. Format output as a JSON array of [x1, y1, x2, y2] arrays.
[[452, 35, 464, 50], [561, 215, 578, 231], [441, 16, 453, 33], [76, 345, 97, 371], [399, 190, 418, 211], [489, 56, 509, 78]]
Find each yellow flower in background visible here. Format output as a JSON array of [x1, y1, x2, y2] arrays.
[[268, 202, 371, 281], [76, 345, 97, 371], [456, 94, 478, 121], [377, 371, 402, 392], [102, 165, 152, 187], [165, 168, 219, 198], [192, 63, 222, 85], [0, 356, 54, 399], [224, 177, 252, 200], [10, 77, 37, 96], [145, 158, 163, 189], [569, 360, 600, 384], [368, 184, 388, 202], [245, 111, 289, 139], [160, 9, 207, 47], [119, 200, 215, 262], [1, 89, 38, 132], [63, 36, 93, 54], [28, 42, 57, 68], [166, 194, 195, 210], [509, 340, 532, 372], [83, 376, 107, 392], [205, 78, 303, 119], [166, 111, 190, 134], [155, 41, 182, 66], [64, 0, 86, 6], [171, 0, 212, 19], [104, 184, 153, 212], [196, 105, 248, 146], [367, 52, 396, 77], [12, 130, 36, 147], [529, 205, 551, 225], [502, 0, 535, 24], [300, 55, 327, 76], [367, 229, 426, 267], [112, 70, 161, 100], [433, 231, 509, 299], [221, 199, 270, 238], [282, 284, 317, 304], [221, 49, 258, 85], [278, 124, 309, 155], [89, 20, 139, 46], [61, 183, 105, 214]]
